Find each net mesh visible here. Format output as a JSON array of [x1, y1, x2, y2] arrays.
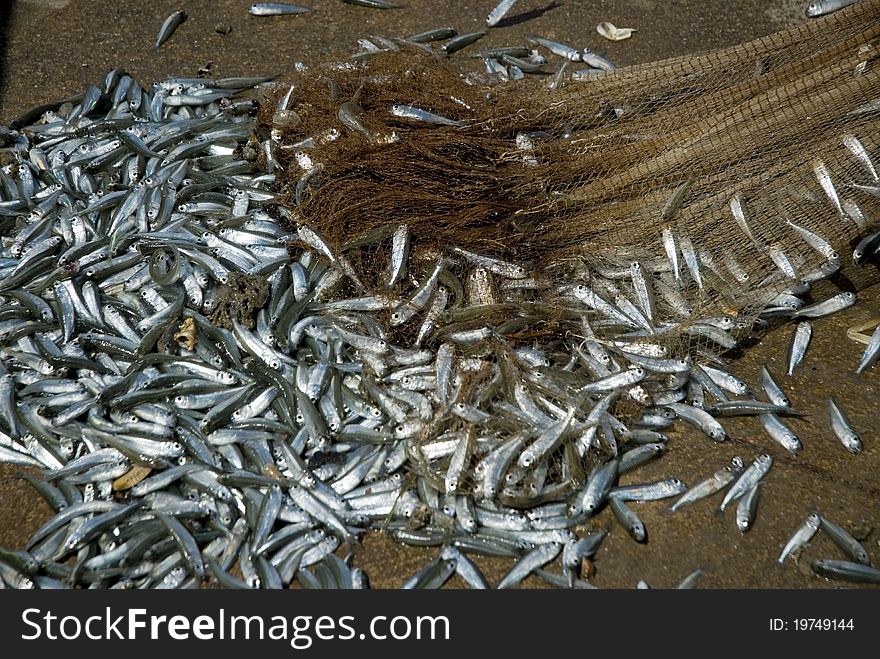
[[262, 1, 880, 502]]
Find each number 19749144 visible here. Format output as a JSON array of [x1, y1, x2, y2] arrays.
[[770, 619, 854, 631]]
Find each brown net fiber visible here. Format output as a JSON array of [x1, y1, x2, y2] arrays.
[[261, 1, 880, 500]]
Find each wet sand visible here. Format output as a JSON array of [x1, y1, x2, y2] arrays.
[[1, 0, 878, 588]]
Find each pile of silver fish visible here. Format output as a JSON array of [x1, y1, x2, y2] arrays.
[[0, 53, 878, 589]]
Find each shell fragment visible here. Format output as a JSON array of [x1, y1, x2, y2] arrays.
[[597, 21, 635, 41]]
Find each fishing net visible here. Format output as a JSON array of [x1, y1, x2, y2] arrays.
[[262, 1, 880, 502]]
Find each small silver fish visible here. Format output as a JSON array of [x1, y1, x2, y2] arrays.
[[156, 10, 186, 49], [661, 227, 681, 280], [856, 324, 880, 374], [486, 0, 518, 27], [761, 365, 791, 407], [730, 194, 760, 245], [812, 559, 880, 583], [813, 160, 842, 213], [582, 50, 616, 71], [778, 513, 820, 564], [736, 483, 760, 533], [610, 478, 687, 502], [758, 413, 802, 454], [787, 321, 812, 376], [527, 36, 582, 61], [828, 398, 862, 454], [671, 458, 740, 512], [720, 454, 772, 512], [442, 31, 487, 55], [342, 0, 404, 8], [842, 134, 878, 181], [792, 291, 856, 319], [769, 243, 797, 279], [679, 236, 702, 289], [853, 230, 880, 266], [385, 224, 410, 289], [610, 498, 646, 542], [818, 516, 870, 565], [249, 3, 313, 16], [806, 0, 860, 18], [390, 105, 464, 127]]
